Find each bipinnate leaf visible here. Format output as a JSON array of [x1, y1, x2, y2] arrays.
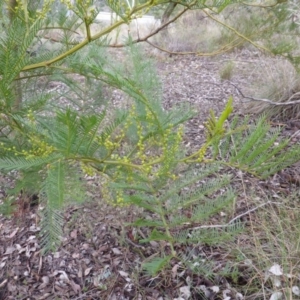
[[0, 154, 61, 171], [140, 229, 172, 243], [130, 219, 164, 228], [142, 256, 172, 276]]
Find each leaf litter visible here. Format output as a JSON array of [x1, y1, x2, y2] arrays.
[[1, 48, 300, 299]]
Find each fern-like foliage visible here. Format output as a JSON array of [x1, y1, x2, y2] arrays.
[[0, 36, 196, 253], [110, 163, 241, 275], [214, 116, 300, 178], [1, 0, 300, 271], [39, 160, 83, 252]]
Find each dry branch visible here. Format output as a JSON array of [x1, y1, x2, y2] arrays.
[[229, 81, 300, 106]]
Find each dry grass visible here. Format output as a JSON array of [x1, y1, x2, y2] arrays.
[[220, 61, 235, 81], [89, 18, 160, 45], [153, 10, 223, 53], [226, 187, 300, 300], [246, 57, 300, 120]]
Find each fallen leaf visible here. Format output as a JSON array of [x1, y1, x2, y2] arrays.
[[269, 291, 283, 300], [172, 264, 179, 278], [38, 293, 52, 300], [70, 230, 77, 239], [8, 228, 19, 238], [272, 276, 281, 288], [72, 253, 80, 259], [7, 282, 17, 292], [119, 270, 129, 278], [292, 286, 300, 296], [69, 279, 81, 294], [198, 285, 211, 298], [269, 264, 283, 276], [77, 267, 83, 278], [0, 261, 6, 269], [58, 270, 69, 282], [84, 267, 93, 276], [0, 279, 8, 288], [82, 243, 89, 250], [210, 286, 220, 293], [112, 248, 122, 255], [179, 286, 191, 299], [4, 246, 15, 255], [39, 276, 50, 289]]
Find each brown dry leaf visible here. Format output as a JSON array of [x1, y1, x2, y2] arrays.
[[119, 270, 129, 278], [7, 282, 17, 292], [84, 267, 93, 276], [98, 245, 109, 252], [112, 247, 122, 255], [172, 264, 179, 279], [4, 246, 15, 255], [69, 279, 81, 294], [58, 270, 70, 282], [82, 243, 89, 250], [0, 279, 8, 288], [54, 283, 67, 292], [16, 244, 26, 254], [0, 261, 6, 269], [149, 241, 159, 248], [113, 257, 122, 267], [38, 293, 52, 300], [77, 266, 83, 278], [8, 228, 19, 239], [72, 252, 80, 259], [39, 276, 50, 289], [70, 229, 77, 239]]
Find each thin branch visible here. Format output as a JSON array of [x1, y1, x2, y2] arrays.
[[227, 201, 277, 224], [21, 0, 156, 72], [191, 201, 280, 230], [229, 81, 300, 106], [202, 9, 273, 55], [108, 6, 189, 47]]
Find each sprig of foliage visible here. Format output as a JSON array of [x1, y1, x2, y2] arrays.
[[214, 116, 300, 178]]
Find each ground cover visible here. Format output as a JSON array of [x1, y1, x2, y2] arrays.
[[1, 47, 300, 300]]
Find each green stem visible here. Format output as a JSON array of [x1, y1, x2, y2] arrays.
[[21, 0, 164, 72], [74, 156, 143, 171], [203, 9, 272, 54], [159, 207, 176, 256]]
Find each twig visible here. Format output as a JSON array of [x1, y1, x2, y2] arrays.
[[191, 201, 280, 230], [202, 9, 272, 54], [228, 81, 300, 106], [290, 129, 300, 139], [228, 201, 278, 224], [109, 6, 243, 56], [109, 7, 189, 48]]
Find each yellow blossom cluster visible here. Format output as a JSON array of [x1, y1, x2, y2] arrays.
[[23, 135, 55, 159], [197, 144, 209, 162], [101, 176, 128, 207], [80, 162, 96, 176], [0, 135, 55, 159], [155, 124, 183, 178]]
